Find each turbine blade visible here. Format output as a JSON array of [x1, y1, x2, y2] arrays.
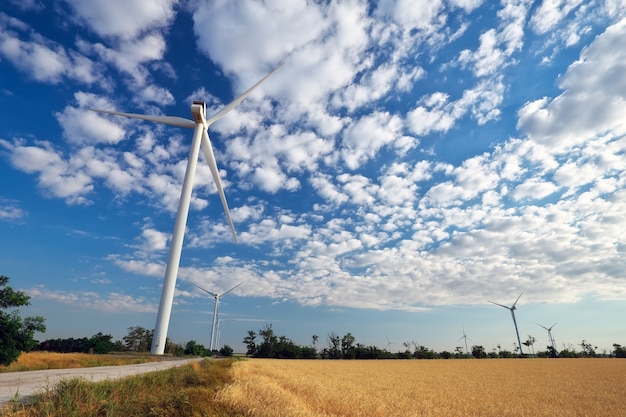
[[222, 280, 245, 298], [512, 292, 523, 307], [201, 130, 237, 242], [90, 109, 196, 129], [193, 283, 218, 298], [550, 322, 557, 329], [488, 301, 511, 310], [205, 64, 284, 126], [536, 323, 549, 330]]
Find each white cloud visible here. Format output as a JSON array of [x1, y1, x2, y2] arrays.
[[0, 199, 26, 220], [341, 111, 404, 169], [517, 18, 626, 151], [57, 93, 126, 145], [26, 286, 156, 313], [530, 0, 585, 35], [1, 140, 94, 205], [63, 0, 177, 40], [0, 15, 103, 85]]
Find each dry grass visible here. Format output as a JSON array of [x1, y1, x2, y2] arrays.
[[1, 359, 236, 417], [216, 358, 626, 417], [0, 351, 160, 373]]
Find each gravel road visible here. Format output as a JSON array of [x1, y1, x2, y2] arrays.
[[0, 357, 203, 404]]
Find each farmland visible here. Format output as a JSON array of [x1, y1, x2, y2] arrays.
[[217, 358, 626, 416], [3, 356, 624, 416]]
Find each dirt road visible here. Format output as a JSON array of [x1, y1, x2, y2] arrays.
[[0, 357, 203, 403]]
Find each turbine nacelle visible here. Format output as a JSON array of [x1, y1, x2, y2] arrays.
[[191, 100, 207, 124]]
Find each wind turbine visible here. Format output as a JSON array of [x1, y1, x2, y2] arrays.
[[489, 292, 524, 355], [457, 327, 471, 355], [194, 281, 244, 351], [91, 65, 282, 355], [537, 322, 557, 352]]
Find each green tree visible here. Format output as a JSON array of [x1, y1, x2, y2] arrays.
[[612, 343, 626, 358], [341, 332, 356, 359], [243, 330, 257, 356], [257, 324, 278, 357], [219, 345, 234, 357], [185, 340, 207, 356], [88, 332, 114, 354], [471, 345, 487, 359], [327, 332, 341, 359], [123, 326, 153, 352], [0, 275, 46, 365]]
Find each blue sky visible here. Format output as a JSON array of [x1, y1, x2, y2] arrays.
[[1, 0, 625, 355]]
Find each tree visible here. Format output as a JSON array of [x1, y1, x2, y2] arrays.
[[523, 335, 536, 357], [219, 345, 234, 357], [341, 332, 356, 359], [580, 340, 596, 357], [185, 340, 208, 356], [243, 330, 257, 356], [88, 332, 114, 354], [612, 344, 626, 358], [471, 345, 487, 359], [327, 332, 341, 359], [123, 326, 153, 352], [0, 275, 46, 365]]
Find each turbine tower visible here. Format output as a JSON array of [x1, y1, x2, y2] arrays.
[[457, 327, 471, 355], [489, 292, 524, 355], [537, 322, 557, 352], [91, 65, 282, 355], [194, 281, 244, 351]]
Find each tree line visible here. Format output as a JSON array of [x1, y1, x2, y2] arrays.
[[243, 324, 626, 360]]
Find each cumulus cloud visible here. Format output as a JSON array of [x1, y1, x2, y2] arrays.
[[63, 0, 177, 40], [517, 18, 626, 151]]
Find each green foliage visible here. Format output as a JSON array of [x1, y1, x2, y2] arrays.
[[37, 332, 115, 354], [219, 345, 234, 356], [471, 345, 487, 359], [0, 275, 46, 366], [243, 330, 257, 356], [184, 340, 208, 356], [123, 326, 153, 352], [612, 344, 626, 358]]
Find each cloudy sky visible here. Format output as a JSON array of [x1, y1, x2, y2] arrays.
[[1, 0, 625, 354]]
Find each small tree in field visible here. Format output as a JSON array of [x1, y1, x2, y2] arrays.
[[0, 275, 46, 365]]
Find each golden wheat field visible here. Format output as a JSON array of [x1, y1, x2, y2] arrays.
[[216, 358, 626, 417]]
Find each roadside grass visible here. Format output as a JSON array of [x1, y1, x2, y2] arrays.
[[1, 359, 237, 417], [0, 352, 161, 373]]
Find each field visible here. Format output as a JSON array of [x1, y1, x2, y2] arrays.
[[216, 358, 626, 416], [0, 351, 160, 372], [3, 356, 625, 416]]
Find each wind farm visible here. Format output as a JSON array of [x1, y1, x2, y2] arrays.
[[2, 3, 626, 416]]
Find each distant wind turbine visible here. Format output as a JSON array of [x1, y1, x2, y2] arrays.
[[90, 65, 282, 355], [194, 281, 244, 351], [457, 327, 471, 355], [537, 322, 557, 352], [489, 292, 524, 355]]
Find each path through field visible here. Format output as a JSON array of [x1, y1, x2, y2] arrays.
[[0, 357, 202, 403]]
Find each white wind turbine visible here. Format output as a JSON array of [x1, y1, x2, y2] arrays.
[[91, 65, 282, 355], [194, 281, 244, 351], [489, 292, 524, 355], [457, 327, 471, 355], [537, 322, 557, 352]]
